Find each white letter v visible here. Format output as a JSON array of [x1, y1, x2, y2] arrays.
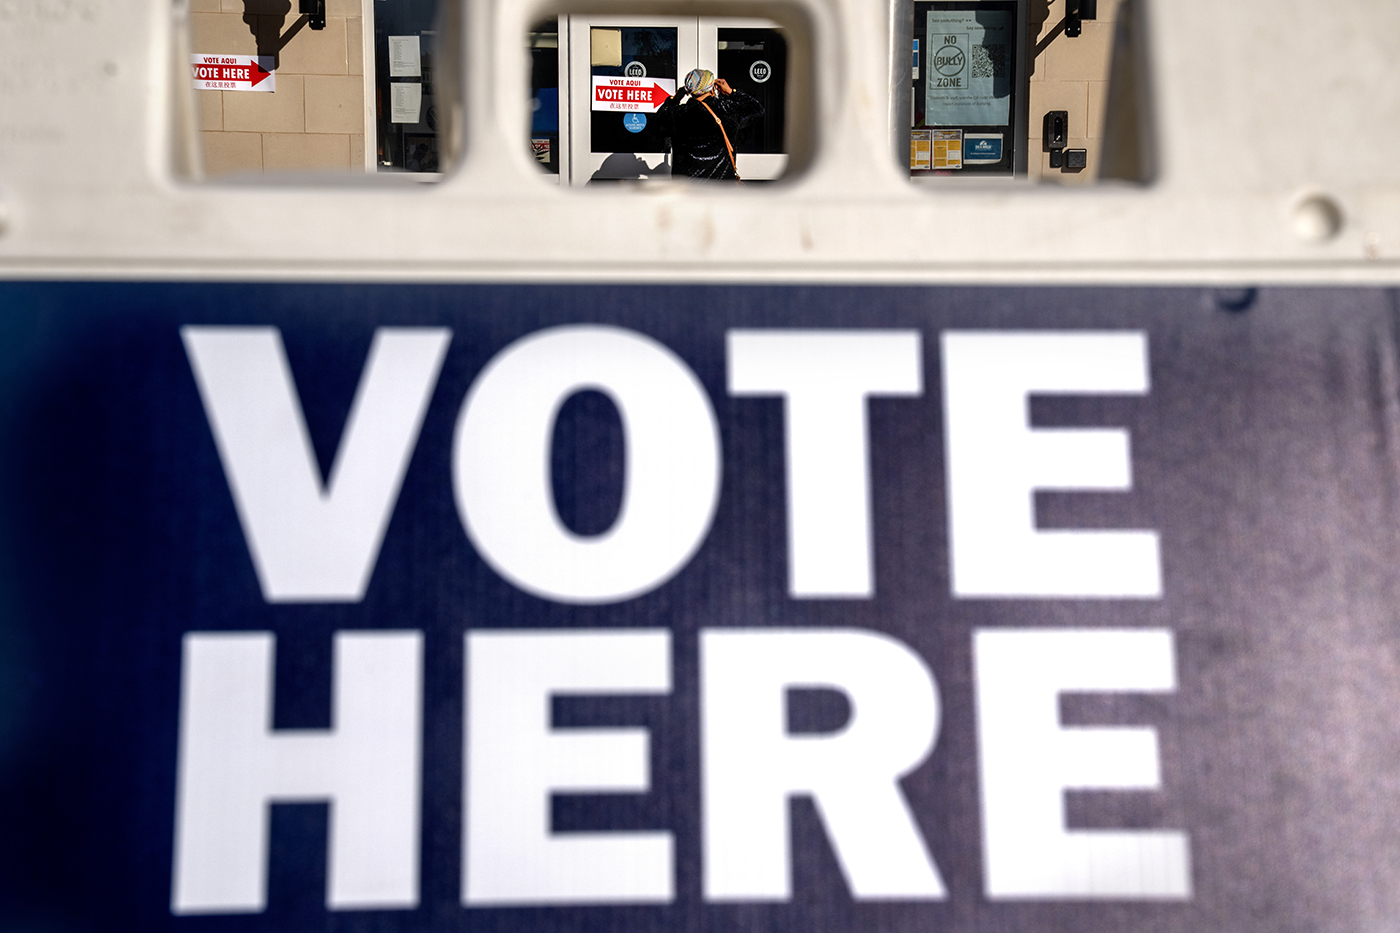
[[183, 326, 451, 602]]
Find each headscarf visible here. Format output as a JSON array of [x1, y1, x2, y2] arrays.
[[683, 68, 716, 97]]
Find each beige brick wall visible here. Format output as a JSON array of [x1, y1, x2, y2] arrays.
[[192, 0, 366, 176], [1027, 0, 1121, 185]]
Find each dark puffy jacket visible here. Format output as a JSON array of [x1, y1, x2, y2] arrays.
[[653, 89, 764, 180]]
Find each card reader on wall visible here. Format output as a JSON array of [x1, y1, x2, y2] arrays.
[[1044, 110, 1068, 168]]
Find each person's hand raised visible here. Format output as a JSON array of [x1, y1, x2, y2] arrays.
[[715, 78, 733, 95]]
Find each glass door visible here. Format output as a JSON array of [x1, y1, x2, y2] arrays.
[[557, 15, 790, 185], [529, 20, 563, 178], [910, 0, 1028, 178], [567, 16, 697, 185], [371, 0, 445, 173], [698, 18, 787, 181]]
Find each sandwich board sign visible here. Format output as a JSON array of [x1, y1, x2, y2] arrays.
[[1, 282, 1399, 933]]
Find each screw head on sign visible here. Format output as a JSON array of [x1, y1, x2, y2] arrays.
[[1291, 193, 1343, 244]]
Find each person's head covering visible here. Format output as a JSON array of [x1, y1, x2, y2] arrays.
[[683, 68, 716, 96]]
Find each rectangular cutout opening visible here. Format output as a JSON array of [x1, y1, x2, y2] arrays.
[[181, 0, 459, 179], [906, 0, 1152, 185]]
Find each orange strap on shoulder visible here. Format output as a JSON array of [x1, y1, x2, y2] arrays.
[[697, 98, 741, 181]]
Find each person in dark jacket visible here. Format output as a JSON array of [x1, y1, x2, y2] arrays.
[[653, 68, 764, 181]]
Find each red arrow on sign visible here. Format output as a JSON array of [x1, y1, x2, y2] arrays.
[[247, 59, 272, 87], [646, 82, 671, 107]]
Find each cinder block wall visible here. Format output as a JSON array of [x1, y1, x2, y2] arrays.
[[1027, 0, 1120, 184], [191, 0, 366, 175]]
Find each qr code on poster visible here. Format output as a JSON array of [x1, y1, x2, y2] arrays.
[[970, 44, 1007, 78]]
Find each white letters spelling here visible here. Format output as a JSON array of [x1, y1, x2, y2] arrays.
[[702, 628, 946, 900], [171, 631, 423, 913], [974, 629, 1191, 899], [463, 630, 673, 905]]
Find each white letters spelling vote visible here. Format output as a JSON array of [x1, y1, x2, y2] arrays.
[[171, 326, 1190, 915]]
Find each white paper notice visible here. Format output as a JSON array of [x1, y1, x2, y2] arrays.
[[925, 9, 1012, 126], [389, 35, 421, 77], [391, 82, 422, 124]]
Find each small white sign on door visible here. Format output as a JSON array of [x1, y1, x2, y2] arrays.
[[389, 35, 421, 77], [391, 82, 423, 123]]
